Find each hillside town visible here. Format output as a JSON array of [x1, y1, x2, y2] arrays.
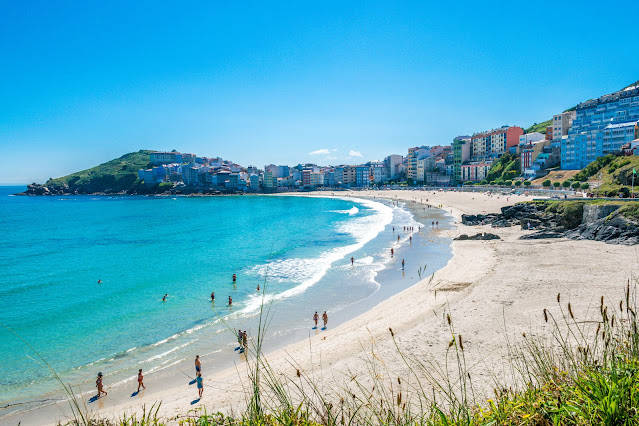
[[139, 83, 639, 192]]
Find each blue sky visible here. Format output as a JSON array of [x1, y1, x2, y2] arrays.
[[1, 0, 638, 184]]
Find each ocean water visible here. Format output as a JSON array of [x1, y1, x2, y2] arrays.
[[0, 187, 452, 416]]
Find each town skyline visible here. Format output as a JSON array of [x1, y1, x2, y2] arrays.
[[3, 1, 639, 184]]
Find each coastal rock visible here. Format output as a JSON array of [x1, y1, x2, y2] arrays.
[[519, 231, 565, 240], [454, 232, 501, 241], [564, 215, 639, 245]]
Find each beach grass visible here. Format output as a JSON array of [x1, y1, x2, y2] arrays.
[[43, 276, 639, 425]]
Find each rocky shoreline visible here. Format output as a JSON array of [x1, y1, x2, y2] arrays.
[[462, 201, 639, 245]]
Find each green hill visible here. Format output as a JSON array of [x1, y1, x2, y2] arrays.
[[44, 150, 153, 194], [573, 154, 639, 196], [523, 119, 552, 135], [485, 152, 520, 182]]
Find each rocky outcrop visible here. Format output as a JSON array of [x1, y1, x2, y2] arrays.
[[461, 201, 639, 245], [454, 233, 501, 241], [564, 214, 639, 245]]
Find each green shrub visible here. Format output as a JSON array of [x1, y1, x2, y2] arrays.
[[581, 182, 590, 190], [523, 181, 531, 186], [571, 181, 581, 189], [480, 179, 488, 185], [464, 181, 473, 186], [504, 180, 512, 186], [562, 180, 571, 188], [542, 179, 551, 187], [553, 181, 561, 188], [514, 181, 522, 187]]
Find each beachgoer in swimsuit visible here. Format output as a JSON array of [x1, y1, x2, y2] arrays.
[[242, 331, 247, 349], [397, 235, 400, 241], [256, 284, 260, 291], [137, 369, 145, 392], [232, 274, 237, 283], [162, 294, 167, 302], [409, 236, 412, 243], [313, 312, 319, 327], [238, 329, 243, 347], [390, 248, 394, 257], [96, 372, 107, 397], [196, 372, 203, 398], [402, 259, 405, 269], [97, 279, 101, 284], [211, 291, 215, 301], [351, 257, 354, 265], [229, 295, 232, 306], [322, 311, 328, 328], [195, 355, 201, 374]]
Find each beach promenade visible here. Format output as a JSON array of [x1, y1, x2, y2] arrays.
[[10, 190, 638, 425]]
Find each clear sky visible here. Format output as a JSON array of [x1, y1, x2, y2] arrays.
[[1, 0, 638, 184]]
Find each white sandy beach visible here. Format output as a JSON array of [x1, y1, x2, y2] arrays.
[[7, 190, 639, 425]]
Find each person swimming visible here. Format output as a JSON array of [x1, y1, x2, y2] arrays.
[[97, 279, 102, 284], [162, 294, 167, 302], [232, 274, 237, 283]]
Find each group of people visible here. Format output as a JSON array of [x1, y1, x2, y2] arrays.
[[95, 368, 146, 399], [313, 311, 328, 329], [237, 329, 249, 351]]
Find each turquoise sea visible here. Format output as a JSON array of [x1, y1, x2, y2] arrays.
[[0, 187, 452, 417]]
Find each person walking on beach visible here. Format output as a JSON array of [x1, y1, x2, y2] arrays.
[[196, 371, 203, 398], [195, 355, 201, 374], [313, 311, 319, 328], [96, 372, 107, 397], [211, 291, 215, 301], [229, 295, 232, 306], [322, 311, 328, 328], [402, 259, 405, 270], [351, 257, 354, 265], [238, 329, 243, 348], [137, 369, 145, 392], [242, 331, 248, 349]]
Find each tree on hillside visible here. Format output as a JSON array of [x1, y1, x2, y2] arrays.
[[553, 182, 561, 188], [542, 179, 551, 187], [562, 181, 571, 188], [523, 181, 531, 187]]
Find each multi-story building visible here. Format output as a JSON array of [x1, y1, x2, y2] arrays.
[[150, 151, 179, 165], [452, 136, 471, 183], [355, 166, 370, 187], [301, 169, 312, 187], [407, 147, 430, 181], [521, 140, 551, 177], [335, 165, 356, 186], [562, 84, 639, 169], [460, 162, 492, 182], [384, 155, 403, 179], [470, 126, 523, 160], [519, 132, 546, 145], [310, 172, 324, 187], [416, 157, 435, 182]]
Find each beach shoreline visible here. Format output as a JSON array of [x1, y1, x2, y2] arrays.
[[5, 190, 638, 425]]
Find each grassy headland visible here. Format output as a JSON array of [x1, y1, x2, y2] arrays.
[[43, 150, 153, 194]]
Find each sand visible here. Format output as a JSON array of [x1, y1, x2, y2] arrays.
[[7, 190, 639, 425]]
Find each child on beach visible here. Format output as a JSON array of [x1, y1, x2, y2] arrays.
[[96, 372, 107, 397], [196, 372, 203, 398], [137, 369, 145, 392]]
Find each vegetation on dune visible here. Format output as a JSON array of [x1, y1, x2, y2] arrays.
[[45, 150, 154, 194]]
